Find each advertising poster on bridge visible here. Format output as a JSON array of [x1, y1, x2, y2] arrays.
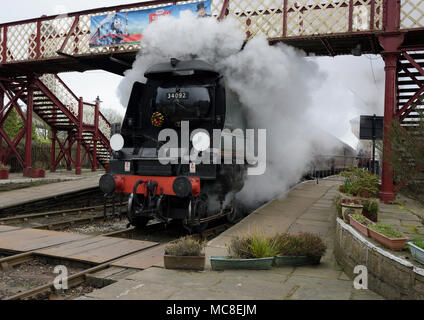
[[89, 0, 211, 47]]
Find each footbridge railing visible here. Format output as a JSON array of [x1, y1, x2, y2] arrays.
[[0, 0, 423, 65]]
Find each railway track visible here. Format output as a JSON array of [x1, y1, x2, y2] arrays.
[[0, 222, 232, 300], [0, 187, 106, 217], [0, 203, 128, 231]]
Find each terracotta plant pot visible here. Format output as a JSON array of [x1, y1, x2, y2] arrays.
[[349, 215, 375, 237], [341, 203, 363, 222], [368, 228, 408, 251], [164, 255, 205, 271], [0, 169, 9, 180]]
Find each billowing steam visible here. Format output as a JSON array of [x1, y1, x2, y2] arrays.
[[118, 11, 343, 206]]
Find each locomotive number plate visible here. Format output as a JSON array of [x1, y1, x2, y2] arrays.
[[167, 92, 189, 100]]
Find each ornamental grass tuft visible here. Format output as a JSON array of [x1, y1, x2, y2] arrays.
[[165, 237, 206, 257]]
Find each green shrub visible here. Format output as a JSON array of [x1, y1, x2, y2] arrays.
[[273, 233, 327, 258], [369, 223, 404, 239], [334, 195, 343, 218], [351, 214, 372, 226], [361, 199, 379, 222], [413, 238, 424, 250], [228, 231, 279, 259], [340, 168, 379, 198], [165, 237, 206, 256]]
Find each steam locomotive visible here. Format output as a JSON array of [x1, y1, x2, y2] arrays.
[[99, 59, 248, 231]]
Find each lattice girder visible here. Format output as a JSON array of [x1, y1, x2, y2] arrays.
[[0, 0, 390, 64]]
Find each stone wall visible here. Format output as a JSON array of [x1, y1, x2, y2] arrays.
[[334, 218, 424, 300]]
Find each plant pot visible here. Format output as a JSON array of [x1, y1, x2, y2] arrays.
[[273, 255, 321, 267], [349, 215, 375, 237], [408, 242, 424, 265], [210, 256, 274, 270], [164, 255, 205, 271], [341, 203, 363, 222], [0, 169, 9, 180], [368, 228, 408, 251]]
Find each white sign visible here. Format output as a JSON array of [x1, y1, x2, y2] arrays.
[[190, 162, 196, 174], [125, 162, 131, 172]]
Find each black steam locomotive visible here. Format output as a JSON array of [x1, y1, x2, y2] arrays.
[[100, 59, 247, 231]]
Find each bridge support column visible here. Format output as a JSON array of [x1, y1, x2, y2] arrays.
[[65, 133, 73, 171], [380, 52, 398, 203], [92, 99, 99, 172], [23, 80, 33, 177], [0, 87, 3, 163], [75, 97, 83, 175], [50, 128, 56, 172], [378, 32, 404, 203]]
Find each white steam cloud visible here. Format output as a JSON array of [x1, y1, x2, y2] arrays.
[[118, 11, 345, 206]]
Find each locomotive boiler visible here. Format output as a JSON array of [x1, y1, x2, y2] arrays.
[[99, 59, 247, 231]]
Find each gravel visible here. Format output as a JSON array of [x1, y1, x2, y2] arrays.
[[0, 258, 87, 300]]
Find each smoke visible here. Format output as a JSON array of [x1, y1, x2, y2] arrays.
[[307, 55, 385, 148], [117, 11, 343, 206]]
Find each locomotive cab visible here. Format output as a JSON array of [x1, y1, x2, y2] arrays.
[[100, 59, 247, 231]]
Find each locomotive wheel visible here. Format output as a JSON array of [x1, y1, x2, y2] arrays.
[[193, 195, 209, 233], [128, 193, 151, 229]]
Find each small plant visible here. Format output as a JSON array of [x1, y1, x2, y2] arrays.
[[340, 167, 379, 198], [0, 163, 10, 170], [165, 237, 206, 257], [351, 214, 372, 226], [334, 195, 343, 218], [361, 199, 379, 222], [227, 231, 279, 259], [369, 223, 404, 239], [273, 233, 327, 258], [413, 238, 424, 250]]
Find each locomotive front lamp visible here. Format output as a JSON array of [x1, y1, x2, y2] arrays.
[[110, 134, 125, 152], [192, 131, 210, 152]]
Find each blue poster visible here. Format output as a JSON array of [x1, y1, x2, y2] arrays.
[[89, 0, 212, 47]]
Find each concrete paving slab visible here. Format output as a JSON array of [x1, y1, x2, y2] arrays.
[[86, 279, 179, 300], [291, 264, 344, 280], [285, 275, 353, 300], [288, 222, 330, 236], [299, 213, 332, 222], [168, 287, 261, 300], [212, 275, 292, 300], [125, 267, 222, 289], [350, 289, 385, 300]]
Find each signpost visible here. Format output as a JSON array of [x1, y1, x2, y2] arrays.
[[359, 114, 384, 175]]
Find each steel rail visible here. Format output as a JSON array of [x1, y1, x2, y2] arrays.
[[0, 204, 119, 225]]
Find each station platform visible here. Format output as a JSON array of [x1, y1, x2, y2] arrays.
[[0, 171, 103, 210], [81, 178, 384, 300]]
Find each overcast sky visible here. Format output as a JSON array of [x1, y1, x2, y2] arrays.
[[0, 0, 385, 148]]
